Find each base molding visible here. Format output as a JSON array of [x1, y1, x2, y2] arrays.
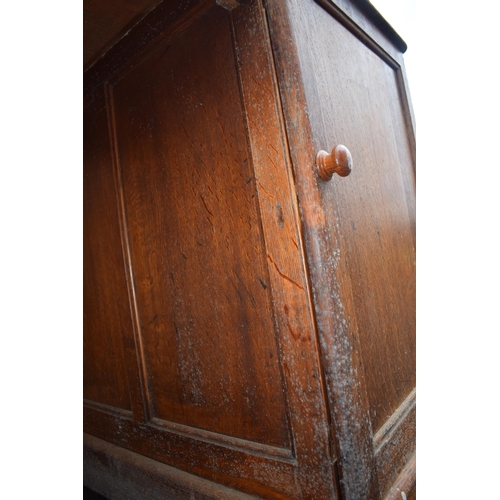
[[374, 389, 416, 496], [382, 452, 416, 500], [83, 433, 258, 500]]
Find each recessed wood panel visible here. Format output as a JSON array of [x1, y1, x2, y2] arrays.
[[111, 6, 291, 448], [83, 89, 132, 411], [296, 6, 416, 433]]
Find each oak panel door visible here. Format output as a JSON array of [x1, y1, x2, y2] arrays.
[[305, 9, 416, 435]]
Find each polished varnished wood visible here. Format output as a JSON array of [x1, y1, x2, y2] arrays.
[[84, 0, 416, 498], [317, 145, 353, 180]]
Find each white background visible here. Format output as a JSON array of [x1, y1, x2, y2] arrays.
[[373, 1, 500, 497]]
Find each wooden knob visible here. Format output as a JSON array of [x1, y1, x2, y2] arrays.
[[316, 144, 353, 181]]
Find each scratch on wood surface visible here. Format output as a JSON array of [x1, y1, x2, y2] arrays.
[[199, 194, 214, 218], [267, 253, 303, 290], [205, 184, 220, 201], [258, 181, 276, 201], [267, 142, 279, 155], [267, 155, 279, 171], [181, 123, 191, 140], [251, 75, 274, 101], [216, 117, 226, 137]]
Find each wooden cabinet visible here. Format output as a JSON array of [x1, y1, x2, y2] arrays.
[[83, 0, 415, 498]]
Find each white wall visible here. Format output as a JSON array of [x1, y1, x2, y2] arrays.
[[371, 2, 500, 499]]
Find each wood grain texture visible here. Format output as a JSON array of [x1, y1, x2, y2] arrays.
[[84, 1, 340, 497], [84, 0, 163, 68], [84, 433, 260, 500], [264, 0, 380, 497], [104, 82, 153, 423], [84, 406, 300, 499], [374, 389, 416, 497], [314, 0, 406, 61], [83, 86, 132, 411], [307, 13, 416, 433], [84, 0, 214, 96], [111, 4, 292, 449], [232, 1, 338, 497], [382, 452, 416, 500], [84, 0, 416, 497], [264, 0, 415, 497]]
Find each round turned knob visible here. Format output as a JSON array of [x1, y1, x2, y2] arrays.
[[316, 144, 353, 181]]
